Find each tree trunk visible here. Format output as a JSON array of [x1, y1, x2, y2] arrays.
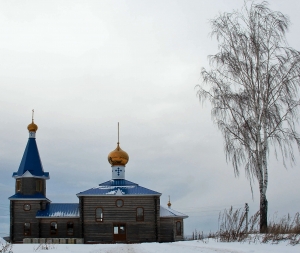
[[260, 192, 268, 233]]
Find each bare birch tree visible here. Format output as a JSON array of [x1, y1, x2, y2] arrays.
[[197, 1, 300, 232]]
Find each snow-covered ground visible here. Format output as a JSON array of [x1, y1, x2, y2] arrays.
[[1, 238, 299, 253]]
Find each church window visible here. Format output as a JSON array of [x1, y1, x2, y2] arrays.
[[24, 222, 31, 236], [16, 179, 21, 192], [136, 207, 144, 221], [95, 208, 103, 222], [36, 180, 43, 192], [116, 199, 124, 207], [176, 221, 182, 236], [50, 221, 58, 235], [67, 222, 74, 236], [23, 204, 31, 211]]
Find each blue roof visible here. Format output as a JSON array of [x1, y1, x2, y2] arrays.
[[36, 203, 80, 218], [13, 137, 49, 178], [77, 179, 161, 196], [8, 192, 50, 200]]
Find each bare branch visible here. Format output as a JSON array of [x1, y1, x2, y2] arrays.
[[197, 0, 300, 233]]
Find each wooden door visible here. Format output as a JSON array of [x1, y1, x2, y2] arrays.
[[113, 224, 126, 241]]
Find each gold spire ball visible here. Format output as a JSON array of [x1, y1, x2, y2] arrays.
[[27, 109, 38, 132], [108, 123, 129, 166], [167, 195, 172, 208]]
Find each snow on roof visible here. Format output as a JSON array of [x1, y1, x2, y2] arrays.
[[77, 179, 161, 196], [160, 206, 188, 218], [8, 192, 50, 201], [12, 137, 49, 179], [36, 203, 80, 218]]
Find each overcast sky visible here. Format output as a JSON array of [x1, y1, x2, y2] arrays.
[[1, 0, 300, 237]]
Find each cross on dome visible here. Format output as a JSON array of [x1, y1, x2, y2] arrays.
[[27, 109, 38, 133], [107, 123, 129, 166]]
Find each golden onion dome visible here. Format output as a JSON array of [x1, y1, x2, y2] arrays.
[[167, 196, 172, 208], [27, 120, 38, 132], [108, 143, 129, 166]]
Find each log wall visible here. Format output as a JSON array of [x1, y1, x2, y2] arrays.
[[17, 178, 46, 196], [160, 218, 174, 242], [39, 218, 80, 238], [11, 200, 41, 242], [159, 217, 185, 242], [81, 195, 160, 243]]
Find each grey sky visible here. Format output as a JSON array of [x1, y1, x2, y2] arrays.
[[0, 0, 300, 236]]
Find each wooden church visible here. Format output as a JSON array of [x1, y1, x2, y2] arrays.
[[9, 117, 188, 243]]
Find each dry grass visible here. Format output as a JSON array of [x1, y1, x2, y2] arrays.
[[0, 242, 13, 253], [216, 206, 258, 242], [195, 208, 300, 245]]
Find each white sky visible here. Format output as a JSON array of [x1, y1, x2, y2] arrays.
[[1, 0, 300, 236]]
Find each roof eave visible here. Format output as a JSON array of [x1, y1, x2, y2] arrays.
[[8, 197, 51, 201], [12, 175, 50, 180], [76, 193, 162, 197], [12, 171, 50, 179], [160, 215, 189, 219], [36, 216, 80, 219]]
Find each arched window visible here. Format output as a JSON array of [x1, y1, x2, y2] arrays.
[[16, 179, 21, 192], [50, 221, 58, 235], [67, 222, 74, 236], [176, 221, 182, 236], [136, 207, 144, 221], [96, 207, 103, 222], [36, 180, 43, 192], [24, 222, 31, 236]]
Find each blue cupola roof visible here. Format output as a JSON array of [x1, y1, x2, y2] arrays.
[[77, 179, 161, 196], [12, 120, 49, 179]]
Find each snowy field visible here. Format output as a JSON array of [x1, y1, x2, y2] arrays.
[[1, 238, 300, 253]]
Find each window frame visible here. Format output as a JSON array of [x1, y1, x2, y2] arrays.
[[176, 221, 182, 236], [115, 199, 124, 208], [24, 222, 31, 236], [36, 179, 43, 192], [16, 179, 21, 192], [136, 207, 144, 222], [66, 221, 74, 236], [95, 207, 104, 222], [23, 204, 31, 211], [50, 221, 58, 235]]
